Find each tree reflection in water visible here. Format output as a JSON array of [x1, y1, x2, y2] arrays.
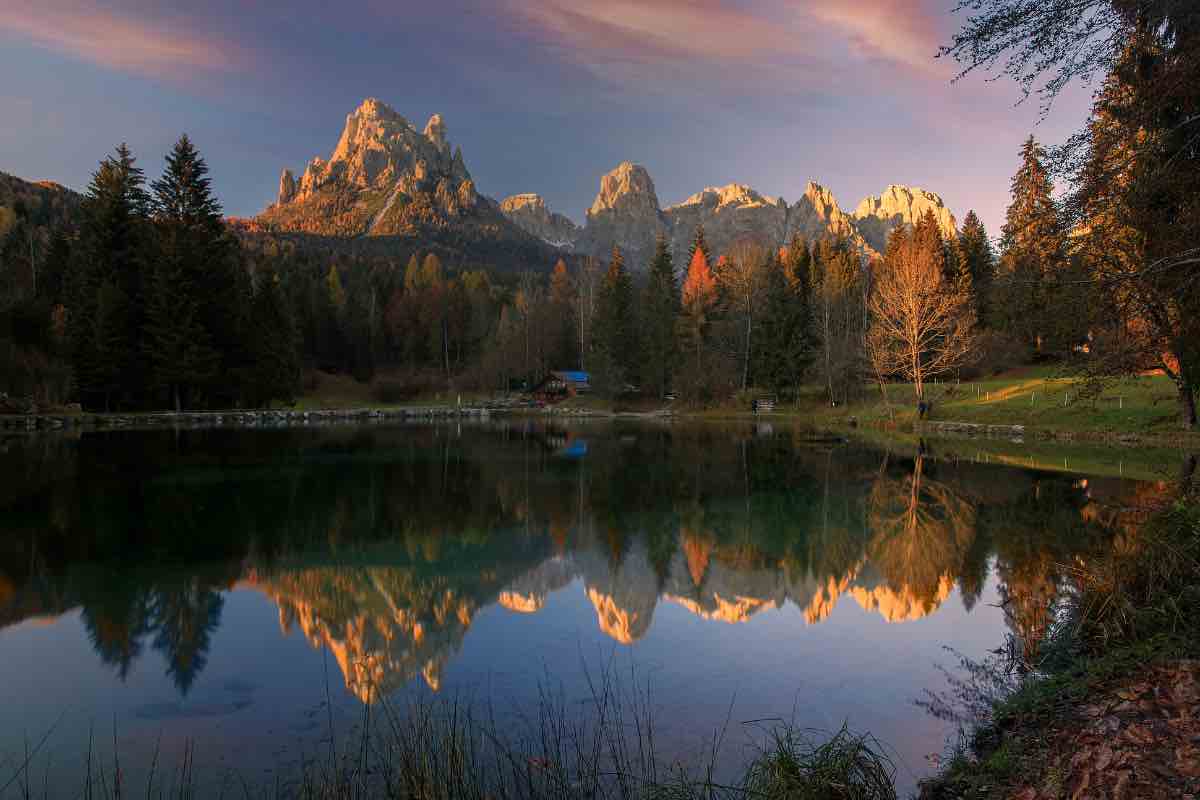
[[0, 423, 1165, 701]]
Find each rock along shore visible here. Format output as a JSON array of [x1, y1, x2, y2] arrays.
[[0, 406, 497, 433]]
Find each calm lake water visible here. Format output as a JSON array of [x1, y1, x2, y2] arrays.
[[0, 421, 1162, 797]]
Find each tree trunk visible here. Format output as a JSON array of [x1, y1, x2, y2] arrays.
[[174, 384, 181, 413], [1178, 382, 1198, 430], [742, 311, 752, 390]]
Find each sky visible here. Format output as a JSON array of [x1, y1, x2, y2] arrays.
[[0, 0, 1096, 238]]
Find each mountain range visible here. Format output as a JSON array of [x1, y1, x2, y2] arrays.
[[260, 98, 959, 271], [0, 98, 959, 275]]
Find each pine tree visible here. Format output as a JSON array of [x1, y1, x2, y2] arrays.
[[547, 259, 578, 369], [640, 235, 678, 398], [997, 136, 1065, 353], [143, 259, 218, 411], [39, 227, 71, 306], [151, 135, 246, 407], [755, 234, 816, 400], [70, 144, 151, 410], [593, 247, 637, 395], [89, 279, 132, 412], [326, 264, 346, 311], [687, 225, 711, 268], [249, 267, 301, 407], [956, 211, 994, 327]]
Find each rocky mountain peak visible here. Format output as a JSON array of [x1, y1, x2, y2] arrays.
[[666, 183, 788, 261], [277, 168, 296, 206], [588, 162, 659, 218], [499, 193, 580, 248], [286, 100, 467, 199], [785, 181, 871, 256], [577, 162, 666, 265], [673, 183, 783, 211], [423, 113, 449, 154], [853, 185, 957, 253], [260, 99, 519, 242]]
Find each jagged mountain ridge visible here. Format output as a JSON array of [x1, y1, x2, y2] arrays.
[[498, 194, 580, 249], [256, 98, 957, 272], [503, 164, 958, 268], [255, 98, 569, 273]]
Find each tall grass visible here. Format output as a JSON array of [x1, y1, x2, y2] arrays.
[[916, 480, 1200, 798], [1, 663, 898, 800], [1062, 502, 1200, 657]]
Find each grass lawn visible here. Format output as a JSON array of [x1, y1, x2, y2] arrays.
[[765, 367, 1188, 439], [291, 370, 487, 411]]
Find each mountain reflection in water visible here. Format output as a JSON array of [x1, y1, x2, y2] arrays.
[[0, 422, 1163, 705]]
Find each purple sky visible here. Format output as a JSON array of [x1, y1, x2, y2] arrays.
[[1, 0, 1094, 239]]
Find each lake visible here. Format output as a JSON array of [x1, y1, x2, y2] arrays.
[[0, 420, 1165, 797]]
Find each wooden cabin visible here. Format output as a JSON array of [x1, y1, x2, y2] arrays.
[[532, 371, 591, 403]]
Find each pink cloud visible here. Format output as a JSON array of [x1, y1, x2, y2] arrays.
[[511, 0, 796, 64], [806, 0, 948, 76], [1, 1, 248, 79], [504, 0, 950, 83]]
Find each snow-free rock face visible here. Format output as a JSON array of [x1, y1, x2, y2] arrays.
[[260, 98, 498, 239], [665, 184, 789, 262], [254, 98, 958, 273], [570, 172, 948, 269], [276, 169, 296, 206], [499, 193, 581, 249], [574, 162, 668, 268], [787, 181, 873, 255], [853, 185, 957, 253]]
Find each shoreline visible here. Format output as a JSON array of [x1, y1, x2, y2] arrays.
[[4, 403, 1197, 450]]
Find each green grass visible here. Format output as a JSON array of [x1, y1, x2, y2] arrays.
[[804, 367, 1185, 436], [291, 370, 487, 411], [843, 423, 1184, 482]]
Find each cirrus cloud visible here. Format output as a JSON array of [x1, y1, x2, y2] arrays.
[[0, 0, 249, 79], [503, 0, 949, 85]]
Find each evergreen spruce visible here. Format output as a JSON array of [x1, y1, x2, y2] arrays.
[[70, 144, 151, 410], [151, 135, 246, 406], [593, 247, 637, 395], [957, 211, 994, 327], [997, 136, 1066, 353], [143, 258, 218, 411], [755, 234, 816, 400], [249, 268, 301, 407], [640, 234, 679, 398]]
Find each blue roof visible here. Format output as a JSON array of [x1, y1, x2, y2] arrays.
[[561, 440, 589, 458], [555, 371, 590, 383]]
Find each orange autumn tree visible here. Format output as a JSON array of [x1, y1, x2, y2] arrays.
[[676, 232, 732, 403], [681, 246, 717, 356]]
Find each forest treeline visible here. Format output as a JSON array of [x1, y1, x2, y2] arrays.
[[0, 10, 1196, 426]]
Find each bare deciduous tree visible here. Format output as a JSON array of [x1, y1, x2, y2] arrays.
[[867, 228, 976, 400]]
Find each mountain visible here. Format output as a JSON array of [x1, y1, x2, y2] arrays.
[[852, 184, 958, 254], [501, 165, 955, 270], [573, 161, 668, 268], [255, 98, 567, 273], [254, 98, 959, 274], [498, 193, 580, 249], [665, 184, 789, 262], [0, 171, 83, 238]]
